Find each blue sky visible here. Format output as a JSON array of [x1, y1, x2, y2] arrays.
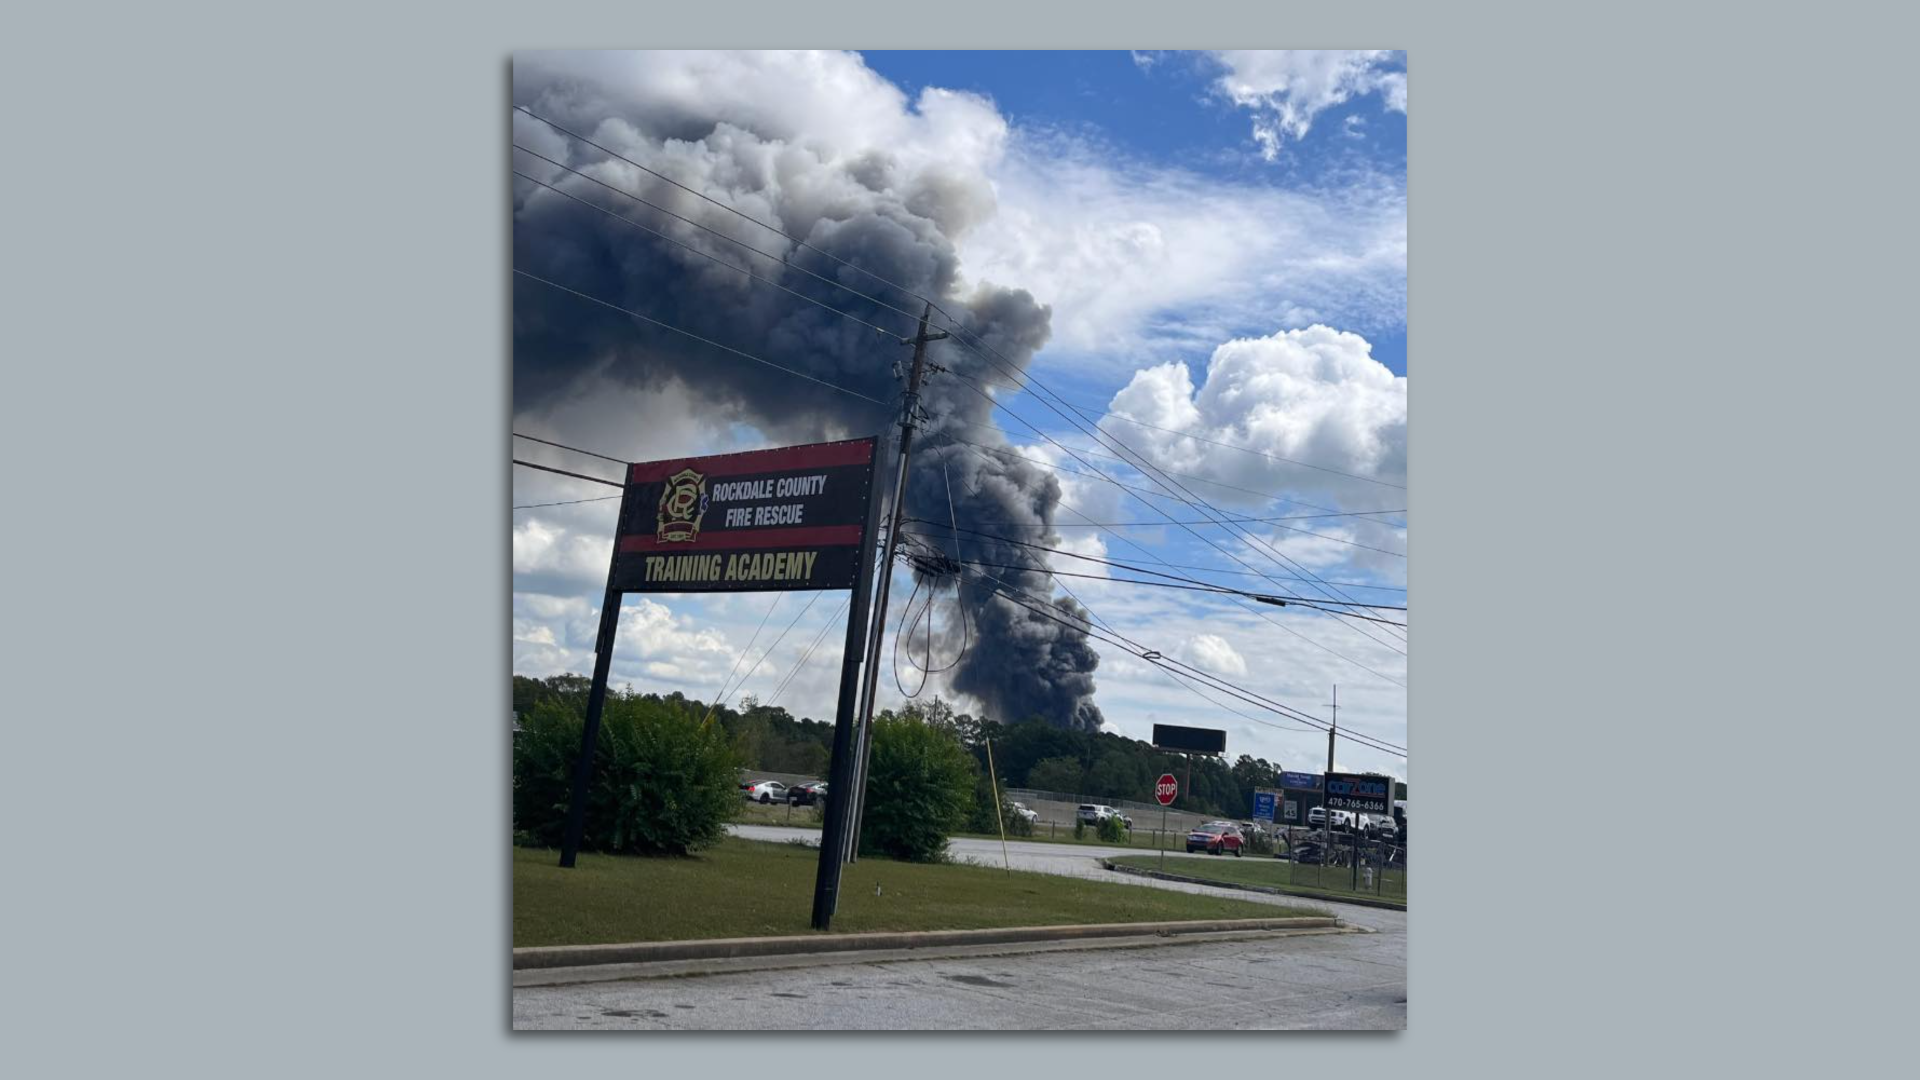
[[511, 50, 1409, 783]]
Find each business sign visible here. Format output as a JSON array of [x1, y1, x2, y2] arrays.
[[610, 437, 878, 593], [1251, 790, 1277, 822], [1323, 772, 1392, 814], [1151, 723, 1227, 755], [1279, 771, 1322, 791]]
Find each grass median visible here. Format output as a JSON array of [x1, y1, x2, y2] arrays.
[[1106, 853, 1407, 906], [514, 838, 1318, 947]]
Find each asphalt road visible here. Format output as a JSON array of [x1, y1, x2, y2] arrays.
[[510, 825, 1406, 1030], [512, 929, 1407, 1030]]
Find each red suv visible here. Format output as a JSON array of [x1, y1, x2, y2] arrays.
[[1186, 823, 1244, 856]]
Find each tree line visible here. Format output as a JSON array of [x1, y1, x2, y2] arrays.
[[512, 675, 1402, 822]]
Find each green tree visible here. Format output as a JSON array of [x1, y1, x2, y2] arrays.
[[512, 691, 741, 855], [1025, 755, 1084, 795], [857, 710, 976, 862]]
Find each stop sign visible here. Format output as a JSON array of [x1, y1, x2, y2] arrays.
[[1155, 773, 1178, 806]]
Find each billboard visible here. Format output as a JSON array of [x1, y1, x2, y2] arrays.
[[1323, 772, 1393, 814], [1151, 723, 1227, 754], [1251, 790, 1277, 822], [609, 437, 879, 593], [1279, 771, 1322, 791]]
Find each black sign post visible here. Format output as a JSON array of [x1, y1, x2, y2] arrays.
[[556, 437, 880, 871]]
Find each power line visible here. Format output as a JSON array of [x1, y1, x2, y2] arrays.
[[944, 558, 1410, 626], [512, 162, 913, 342], [951, 437, 1406, 557], [1068, 405, 1406, 490], [944, 383, 1411, 662], [514, 105, 1405, 497], [513, 494, 623, 510], [512, 269, 892, 408], [947, 440, 1409, 687], [903, 521, 1406, 610], [769, 595, 853, 707], [889, 527, 1320, 734], [960, 562, 1405, 756], [511, 458, 623, 488], [516, 102, 1409, 673], [512, 430, 628, 465], [968, 509, 1407, 528]]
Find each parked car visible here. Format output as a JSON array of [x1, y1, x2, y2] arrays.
[[1077, 804, 1127, 826], [1308, 806, 1357, 831], [741, 780, 787, 804], [786, 781, 827, 806], [1009, 801, 1039, 825], [1186, 823, 1245, 856]]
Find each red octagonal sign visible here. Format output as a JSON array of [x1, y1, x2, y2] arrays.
[[1155, 773, 1179, 806]]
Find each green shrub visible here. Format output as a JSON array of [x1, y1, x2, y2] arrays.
[[965, 773, 1034, 837], [1097, 813, 1129, 843], [1073, 819, 1087, 841], [858, 711, 975, 862], [512, 693, 742, 855]]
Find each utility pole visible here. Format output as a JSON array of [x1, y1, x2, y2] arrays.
[[842, 302, 947, 863], [1324, 683, 1337, 870]]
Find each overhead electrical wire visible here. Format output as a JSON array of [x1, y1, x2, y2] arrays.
[[513, 104, 1402, 495], [514, 102, 1410, 684], [512, 269, 892, 408], [946, 441, 1408, 687], [768, 595, 853, 707], [902, 521, 1406, 610], [512, 430, 629, 465], [512, 494, 623, 510], [951, 559, 1404, 756], [942, 391, 1411, 661], [511, 457, 623, 488], [948, 437, 1406, 556]]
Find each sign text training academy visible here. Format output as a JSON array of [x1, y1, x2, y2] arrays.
[[611, 438, 878, 593]]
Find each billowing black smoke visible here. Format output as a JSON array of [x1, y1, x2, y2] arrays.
[[511, 55, 1104, 730]]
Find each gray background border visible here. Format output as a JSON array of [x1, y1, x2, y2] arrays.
[[4, 0, 1910, 1071]]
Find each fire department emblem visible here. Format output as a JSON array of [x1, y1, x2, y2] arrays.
[[656, 467, 709, 543]]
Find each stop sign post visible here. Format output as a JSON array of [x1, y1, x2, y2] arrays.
[[1155, 773, 1178, 870]]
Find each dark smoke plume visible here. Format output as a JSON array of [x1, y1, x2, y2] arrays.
[[511, 54, 1104, 730]]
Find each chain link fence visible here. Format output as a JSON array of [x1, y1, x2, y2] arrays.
[[1271, 825, 1407, 901]]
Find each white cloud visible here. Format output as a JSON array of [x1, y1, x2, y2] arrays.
[[1210, 50, 1407, 160], [959, 140, 1405, 366], [1103, 324, 1406, 510], [1181, 633, 1249, 678]]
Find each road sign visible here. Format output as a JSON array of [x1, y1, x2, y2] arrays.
[[1154, 773, 1179, 806], [1252, 790, 1277, 821]]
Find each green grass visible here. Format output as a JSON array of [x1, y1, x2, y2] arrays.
[[732, 799, 822, 828], [1107, 853, 1407, 905], [953, 826, 1199, 851], [513, 838, 1317, 947]]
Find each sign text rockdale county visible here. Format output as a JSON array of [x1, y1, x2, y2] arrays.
[[609, 437, 878, 593]]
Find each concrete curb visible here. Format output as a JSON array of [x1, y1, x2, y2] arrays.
[[514, 915, 1339, 970], [1099, 859, 1408, 911]]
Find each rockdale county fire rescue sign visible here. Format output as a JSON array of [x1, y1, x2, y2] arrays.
[[610, 437, 879, 593]]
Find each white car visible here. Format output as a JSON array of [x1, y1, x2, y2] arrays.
[[1076, 804, 1132, 828], [741, 780, 787, 804], [1307, 806, 1357, 830], [1010, 801, 1039, 824]]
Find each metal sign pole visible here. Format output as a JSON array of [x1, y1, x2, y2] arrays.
[[557, 586, 621, 868], [809, 456, 889, 930]]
